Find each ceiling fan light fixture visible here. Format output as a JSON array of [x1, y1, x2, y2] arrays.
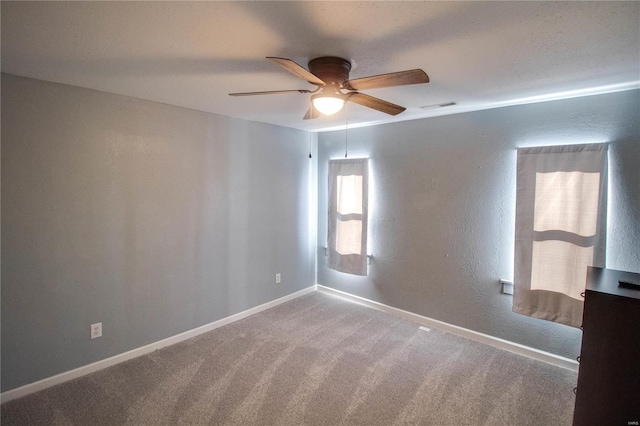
[[312, 91, 345, 115]]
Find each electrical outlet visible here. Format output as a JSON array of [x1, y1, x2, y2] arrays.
[[91, 322, 102, 339], [275, 273, 281, 284]]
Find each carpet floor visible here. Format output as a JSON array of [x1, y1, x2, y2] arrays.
[[1, 291, 577, 425]]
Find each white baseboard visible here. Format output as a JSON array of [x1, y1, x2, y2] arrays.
[[2, 283, 576, 403], [1, 285, 317, 403], [316, 284, 579, 372]]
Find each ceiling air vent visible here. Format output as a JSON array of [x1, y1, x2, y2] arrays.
[[419, 102, 457, 110]]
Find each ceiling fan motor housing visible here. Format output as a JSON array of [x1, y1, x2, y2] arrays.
[[308, 57, 352, 87]]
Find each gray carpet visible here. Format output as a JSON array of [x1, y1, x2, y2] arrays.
[[1, 291, 577, 425]]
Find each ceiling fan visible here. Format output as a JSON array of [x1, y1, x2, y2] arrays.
[[230, 56, 429, 119]]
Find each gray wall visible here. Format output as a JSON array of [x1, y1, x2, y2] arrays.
[[1, 74, 316, 391], [317, 89, 640, 359], [2, 72, 638, 392]]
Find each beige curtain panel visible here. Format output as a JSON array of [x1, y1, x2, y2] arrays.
[[328, 158, 369, 276], [513, 143, 608, 328]]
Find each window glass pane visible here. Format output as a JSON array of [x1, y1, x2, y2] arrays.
[[337, 175, 363, 215], [531, 240, 594, 300], [534, 171, 600, 236], [336, 219, 362, 255]]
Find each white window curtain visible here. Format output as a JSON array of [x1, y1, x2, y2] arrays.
[[513, 143, 608, 328], [328, 158, 369, 276]]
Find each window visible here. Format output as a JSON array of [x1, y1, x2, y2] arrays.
[[327, 159, 368, 276], [513, 144, 608, 327]]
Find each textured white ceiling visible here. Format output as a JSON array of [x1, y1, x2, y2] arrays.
[[2, 1, 639, 131]]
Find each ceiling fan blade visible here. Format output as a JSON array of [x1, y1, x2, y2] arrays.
[[346, 92, 406, 116], [344, 69, 429, 91], [303, 106, 321, 120], [229, 89, 312, 96], [267, 57, 326, 87]]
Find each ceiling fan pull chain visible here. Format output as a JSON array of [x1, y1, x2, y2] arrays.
[[345, 102, 349, 158], [308, 98, 313, 159]]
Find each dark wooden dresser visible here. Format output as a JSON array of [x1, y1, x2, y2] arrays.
[[573, 267, 640, 426]]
